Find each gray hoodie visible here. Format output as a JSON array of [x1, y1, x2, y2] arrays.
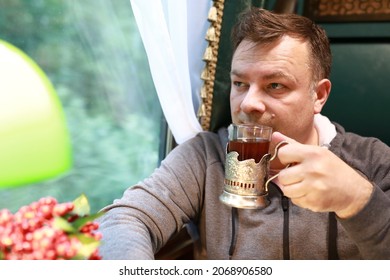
[[98, 123, 390, 259]]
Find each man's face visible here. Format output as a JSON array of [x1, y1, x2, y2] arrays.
[[230, 36, 325, 145]]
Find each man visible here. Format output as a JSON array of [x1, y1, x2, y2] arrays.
[[98, 8, 390, 259]]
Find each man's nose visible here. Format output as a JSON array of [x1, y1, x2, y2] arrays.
[[240, 88, 266, 114]]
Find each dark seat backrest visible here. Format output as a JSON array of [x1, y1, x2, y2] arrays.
[[322, 38, 390, 146], [206, 3, 390, 146]]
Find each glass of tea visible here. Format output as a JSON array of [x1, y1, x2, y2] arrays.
[[220, 123, 286, 209], [227, 123, 272, 162]]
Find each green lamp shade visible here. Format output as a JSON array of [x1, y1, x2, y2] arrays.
[[0, 40, 72, 188]]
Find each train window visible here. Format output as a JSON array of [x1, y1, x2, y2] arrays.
[[0, 0, 163, 212]]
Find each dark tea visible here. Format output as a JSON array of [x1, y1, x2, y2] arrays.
[[228, 138, 270, 163]]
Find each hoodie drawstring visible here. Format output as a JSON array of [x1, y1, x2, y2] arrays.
[[281, 195, 290, 259], [328, 212, 339, 259], [229, 207, 239, 259], [228, 193, 338, 259]]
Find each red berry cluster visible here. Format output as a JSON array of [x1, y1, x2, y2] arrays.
[[0, 197, 102, 260]]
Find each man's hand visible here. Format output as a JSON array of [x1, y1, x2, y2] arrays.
[[271, 132, 373, 219]]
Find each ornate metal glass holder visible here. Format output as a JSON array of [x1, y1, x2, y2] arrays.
[[219, 141, 288, 209], [220, 152, 271, 209]]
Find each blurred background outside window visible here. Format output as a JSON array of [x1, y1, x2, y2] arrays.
[[0, 0, 163, 212]]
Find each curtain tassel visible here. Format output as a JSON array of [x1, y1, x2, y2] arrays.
[[197, 103, 207, 118], [205, 26, 217, 42], [208, 6, 218, 22], [201, 68, 211, 80], [203, 46, 215, 62], [200, 85, 208, 98]]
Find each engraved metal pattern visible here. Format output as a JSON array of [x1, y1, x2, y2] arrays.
[[220, 140, 289, 209], [220, 151, 271, 209], [304, 0, 390, 22], [224, 151, 270, 196]]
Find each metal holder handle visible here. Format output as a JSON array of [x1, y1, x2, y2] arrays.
[[265, 140, 290, 192]]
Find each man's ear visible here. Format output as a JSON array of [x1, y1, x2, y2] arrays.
[[313, 78, 331, 114]]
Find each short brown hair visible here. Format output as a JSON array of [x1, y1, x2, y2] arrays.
[[231, 8, 332, 81]]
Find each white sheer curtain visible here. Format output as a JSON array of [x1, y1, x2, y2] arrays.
[[130, 0, 212, 144]]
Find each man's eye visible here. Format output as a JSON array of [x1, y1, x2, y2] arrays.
[[268, 83, 284, 90], [233, 81, 245, 87]]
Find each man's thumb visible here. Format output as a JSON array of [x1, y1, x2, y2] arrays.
[[271, 131, 296, 145]]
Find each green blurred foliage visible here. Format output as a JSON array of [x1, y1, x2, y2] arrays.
[[0, 0, 162, 212]]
